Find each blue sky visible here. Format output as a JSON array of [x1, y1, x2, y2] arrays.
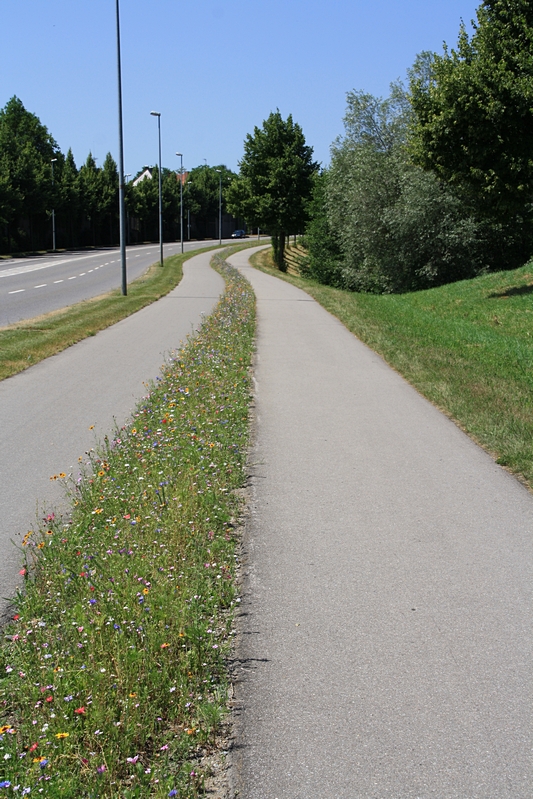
[[2, 0, 479, 176]]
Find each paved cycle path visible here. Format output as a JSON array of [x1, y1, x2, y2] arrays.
[[228, 249, 532, 799], [0, 250, 224, 618]]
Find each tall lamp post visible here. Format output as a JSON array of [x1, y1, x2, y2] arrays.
[[50, 158, 57, 251], [116, 0, 127, 295], [176, 152, 183, 253], [215, 169, 222, 245], [151, 111, 163, 265]]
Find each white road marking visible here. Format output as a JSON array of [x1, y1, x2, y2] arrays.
[[8, 289, 25, 294], [79, 272, 86, 276], [34, 284, 47, 288], [68, 276, 76, 280], [54, 280, 63, 284], [0, 251, 111, 278], [88, 270, 94, 273]]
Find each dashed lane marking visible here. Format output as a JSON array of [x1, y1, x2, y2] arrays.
[[8, 289, 25, 294]]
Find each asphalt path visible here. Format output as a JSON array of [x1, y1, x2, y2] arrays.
[[0, 249, 224, 621], [0, 239, 235, 328], [228, 249, 533, 799]]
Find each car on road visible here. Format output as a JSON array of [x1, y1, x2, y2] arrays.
[[231, 230, 247, 238]]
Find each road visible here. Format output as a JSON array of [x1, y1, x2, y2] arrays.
[[228, 248, 533, 799], [0, 240, 234, 328], [0, 249, 224, 623]]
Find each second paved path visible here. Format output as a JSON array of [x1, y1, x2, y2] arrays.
[[228, 249, 532, 799]]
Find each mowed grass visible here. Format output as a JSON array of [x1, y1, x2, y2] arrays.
[[0, 254, 255, 797], [0, 243, 259, 382], [251, 247, 533, 489]]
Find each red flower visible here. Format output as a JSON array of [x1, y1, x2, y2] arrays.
[[45, 696, 53, 703], [29, 743, 38, 752], [74, 707, 85, 715]]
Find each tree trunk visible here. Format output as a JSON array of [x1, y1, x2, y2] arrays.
[[277, 231, 287, 272]]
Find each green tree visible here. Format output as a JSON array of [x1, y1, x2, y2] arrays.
[[301, 172, 343, 286], [0, 96, 60, 252], [325, 85, 489, 292], [227, 111, 318, 270], [410, 0, 533, 262], [79, 153, 102, 246], [100, 153, 119, 245], [184, 165, 235, 239], [59, 149, 81, 249]]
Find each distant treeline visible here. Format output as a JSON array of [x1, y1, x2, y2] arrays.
[[302, 0, 533, 292], [0, 96, 238, 254]]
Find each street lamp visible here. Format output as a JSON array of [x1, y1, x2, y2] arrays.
[[50, 158, 57, 251], [125, 174, 131, 245], [176, 152, 183, 253], [116, 0, 127, 295], [151, 111, 163, 265], [215, 169, 222, 245]]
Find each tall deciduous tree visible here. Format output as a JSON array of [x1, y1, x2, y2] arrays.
[[184, 165, 235, 239], [227, 111, 318, 270], [410, 0, 533, 260], [0, 96, 59, 251]]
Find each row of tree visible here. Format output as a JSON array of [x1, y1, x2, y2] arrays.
[[0, 96, 238, 254], [300, 0, 533, 292]]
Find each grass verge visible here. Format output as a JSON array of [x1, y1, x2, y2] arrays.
[[0, 253, 255, 797], [0, 243, 259, 383], [251, 247, 533, 489]]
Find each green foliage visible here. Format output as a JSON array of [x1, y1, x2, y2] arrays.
[[410, 0, 533, 262], [0, 96, 59, 251], [317, 86, 490, 293], [300, 172, 343, 286], [183, 165, 235, 240], [227, 111, 318, 270]]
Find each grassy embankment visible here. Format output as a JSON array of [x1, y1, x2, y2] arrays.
[[251, 245, 533, 490], [0, 243, 259, 382], [0, 253, 255, 797]]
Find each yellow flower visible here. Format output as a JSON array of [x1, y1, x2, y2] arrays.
[[59, 473, 66, 479], [37, 542, 45, 550], [89, 425, 94, 430], [142, 588, 149, 595], [55, 732, 69, 739], [0, 725, 12, 734], [98, 470, 105, 477], [129, 692, 137, 698]]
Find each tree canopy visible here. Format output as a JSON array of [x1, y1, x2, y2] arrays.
[[227, 111, 318, 269], [410, 0, 533, 228]]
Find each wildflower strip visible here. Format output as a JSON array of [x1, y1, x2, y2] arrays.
[[0, 255, 255, 798]]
